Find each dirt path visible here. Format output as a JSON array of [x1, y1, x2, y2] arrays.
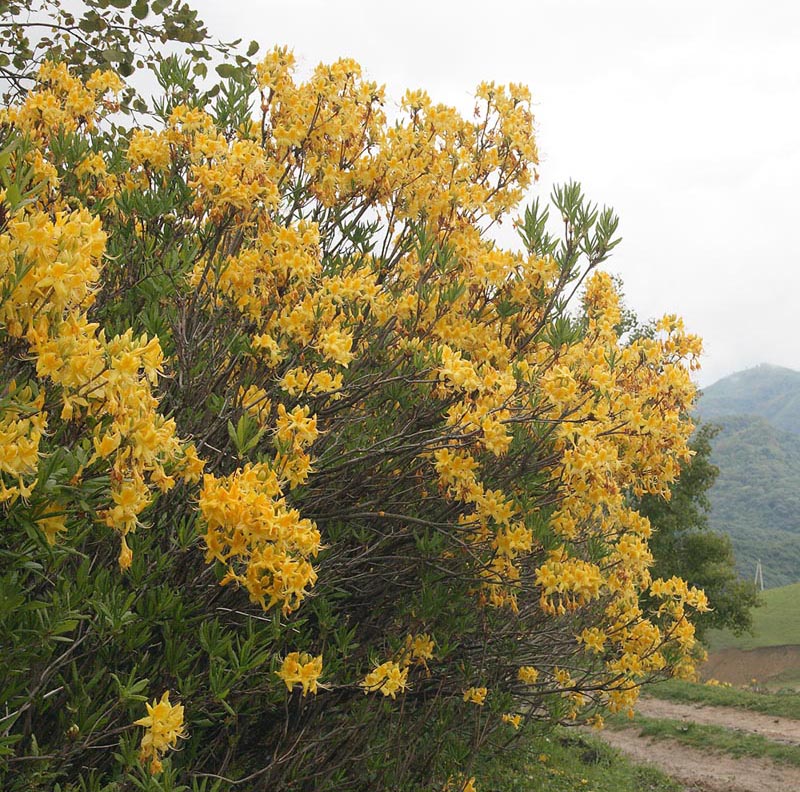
[[635, 696, 800, 746], [599, 726, 800, 792], [590, 697, 800, 791]]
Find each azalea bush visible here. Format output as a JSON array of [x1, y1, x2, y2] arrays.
[[0, 52, 705, 791]]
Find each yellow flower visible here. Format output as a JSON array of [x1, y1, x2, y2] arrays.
[[317, 327, 354, 367], [134, 691, 186, 775], [275, 403, 319, 448], [502, 712, 522, 729], [588, 714, 604, 730], [361, 660, 409, 699], [518, 666, 539, 685], [409, 633, 435, 662], [579, 627, 606, 654], [37, 509, 67, 545], [118, 535, 133, 571], [462, 686, 487, 706], [277, 652, 323, 696]]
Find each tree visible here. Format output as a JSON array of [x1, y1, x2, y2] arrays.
[[640, 422, 759, 638], [0, 0, 252, 111], [0, 49, 708, 791]]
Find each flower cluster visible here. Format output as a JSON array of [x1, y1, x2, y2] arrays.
[[0, 97, 203, 565], [360, 660, 409, 699], [463, 687, 488, 706], [199, 463, 321, 612], [277, 652, 324, 696], [134, 691, 187, 775], [0, 381, 46, 503]]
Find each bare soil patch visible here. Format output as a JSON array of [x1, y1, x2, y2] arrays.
[[701, 646, 800, 687]]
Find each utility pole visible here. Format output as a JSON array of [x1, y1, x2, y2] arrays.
[[754, 559, 764, 592]]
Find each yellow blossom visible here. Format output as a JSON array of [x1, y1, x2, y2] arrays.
[[361, 660, 409, 699], [277, 652, 323, 696], [463, 686, 487, 706], [518, 666, 539, 685], [134, 691, 186, 775], [502, 713, 522, 729]]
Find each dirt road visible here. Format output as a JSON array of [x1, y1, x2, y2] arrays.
[[594, 697, 800, 792], [635, 696, 800, 746]]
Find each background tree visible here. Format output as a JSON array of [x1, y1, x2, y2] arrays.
[[0, 0, 254, 111]]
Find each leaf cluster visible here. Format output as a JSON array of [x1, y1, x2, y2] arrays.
[[0, 0, 256, 113]]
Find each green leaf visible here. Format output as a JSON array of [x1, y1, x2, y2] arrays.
[[101, 47, 125, 63], [131, 0, 149, 19], [215, 63, 238, 80], [51, 618, 79, 635], [79, 14, 105, 33], [247, 40, 259, 57], [5, 184, 21, 207]]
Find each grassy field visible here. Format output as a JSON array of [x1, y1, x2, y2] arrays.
[[707, 581, 800, 650], [650, 678, 800, 720], [476, 727, 680, 792]]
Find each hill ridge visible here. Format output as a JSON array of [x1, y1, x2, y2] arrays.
[[692, 364, 800, 588], [698, 364, 800, 436]]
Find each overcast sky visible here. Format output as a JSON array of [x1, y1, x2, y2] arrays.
[[196, 0, 799, 387]]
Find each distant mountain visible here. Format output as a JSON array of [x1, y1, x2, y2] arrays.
[[704, 414, 800, 588], [696, 363, 800, 435], [693, 364, 800, 588]]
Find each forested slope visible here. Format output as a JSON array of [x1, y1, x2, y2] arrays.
[[696, 366, 800, 588]]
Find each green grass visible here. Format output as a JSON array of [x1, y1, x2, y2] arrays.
[[767, 667, 800, 689], [649, 678, 800, 720], [611, 714, 800, 768], [476, 727, 681, 792], [708, 581, 800, 650]]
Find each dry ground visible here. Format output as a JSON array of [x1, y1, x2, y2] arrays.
[[700, 646, 800, 688], [594, 696, 800, 792]]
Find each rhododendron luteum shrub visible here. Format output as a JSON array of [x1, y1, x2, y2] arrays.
[[0, 54, 704, 791]]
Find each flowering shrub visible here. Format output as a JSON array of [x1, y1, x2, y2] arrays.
[[0, 53, 705, 791]]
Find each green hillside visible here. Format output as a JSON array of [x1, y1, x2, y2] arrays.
[[706, 414, 800, 588], [697, 363, 800, 435], [691, 364, 800, 588], [708, 582, 800, 650]]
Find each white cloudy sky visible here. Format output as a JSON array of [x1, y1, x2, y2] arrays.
[[196, 0, 799, 386]]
